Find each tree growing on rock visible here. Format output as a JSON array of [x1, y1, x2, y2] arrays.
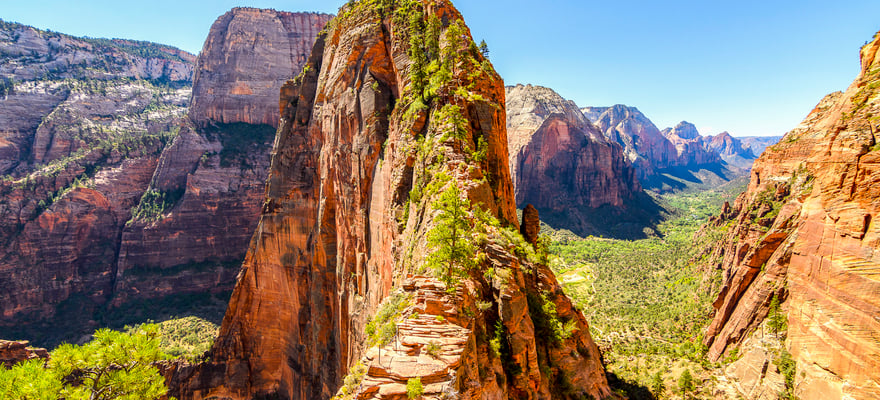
[[426, 184, 476, 291], [767, 294, 787, 338]]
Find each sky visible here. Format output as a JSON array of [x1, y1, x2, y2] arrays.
[[3, 0, 880, 137]]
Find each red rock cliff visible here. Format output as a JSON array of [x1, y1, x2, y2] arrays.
[[170, 1, 611, 399], [702, 30, 880, 400], [189, 8, 332, 127]]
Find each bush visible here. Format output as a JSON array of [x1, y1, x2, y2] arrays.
[[406, 377, 423, 399]]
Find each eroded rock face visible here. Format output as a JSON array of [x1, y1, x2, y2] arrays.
[[506, 84, 639, 211], [702, 131, 757, 169], [170, 2, 610, 399], [0, 340, 48, 368], [702, 30, 880, 400], [661, 121, 722, 167], [189, 8, 332, 127], [584, 105, 679, 179], [0, 11, 324, 345]]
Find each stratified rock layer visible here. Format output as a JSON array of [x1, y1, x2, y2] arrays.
[[0, 11, 325, 344], [702, 30, 880, 400], [170, 2, 610, 399], [0, 340, 48, 368], [506, 85, 639, 211], [189, 8, 332, 127]]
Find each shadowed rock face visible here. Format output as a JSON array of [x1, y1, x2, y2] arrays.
[[506, 84, 639, 211], [189, 8, 332, 127], [584, 104, 679, 179], [702, 30, 880, 400], [169, 2, 611, 399], [0, 11, 326, 345]]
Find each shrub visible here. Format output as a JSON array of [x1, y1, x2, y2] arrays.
[[406, 377, 423, 399]]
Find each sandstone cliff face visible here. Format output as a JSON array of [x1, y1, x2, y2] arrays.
[[189, 8, 332, 127], [661, 121, 722, 166], [702, 131, 757, 169], [506, 84, 642, 237], [584, 105, 679, 179], [170, 2, 610, 399], [506, 84, 639, 210], [702, 30, 880, 400], [0, 12, 324, 345]]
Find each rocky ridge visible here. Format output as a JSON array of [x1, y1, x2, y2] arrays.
[[701, 30, 880, 400], [701, 131, 757, 169], [0, 11, 325, 345], [169, 1, 611, 399], [661, 121, 722, 166]]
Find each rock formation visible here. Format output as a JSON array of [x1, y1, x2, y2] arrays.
[[702, 29, 880, 400], [189, 9, 332, 127], [584, 105, 678, 179], [506, 84, 639, 209], [661, 121, 722, 166], [169, 2, 611, 399], [507, 85, 643, 237], [702, 131, 757, 169], [0, 12, 326, 346], [738, 135, 783, 158], [0, 340, 48, 368]]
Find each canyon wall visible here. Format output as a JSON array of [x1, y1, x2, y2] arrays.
[[189, 9, 332, 127], [170, 2, 611, 399], [0, 11, 327, 345], [507, 84, 643, 237], [702, 30, 880, 400]]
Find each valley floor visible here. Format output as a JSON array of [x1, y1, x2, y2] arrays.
[[545, 179, 749, 399]]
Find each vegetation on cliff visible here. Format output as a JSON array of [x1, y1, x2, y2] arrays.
[[0, 325, 172, 400]]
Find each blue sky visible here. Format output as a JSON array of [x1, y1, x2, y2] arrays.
[[3, 0, 879, 137]]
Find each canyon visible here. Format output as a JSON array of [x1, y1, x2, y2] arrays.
[[167, 1, 611, 399], [702, 30, 880, 400], [0, 9, 331, 345]]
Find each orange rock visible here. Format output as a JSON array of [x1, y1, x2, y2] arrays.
[[703, 29, 880, 400], [170, 1, 611, 399]]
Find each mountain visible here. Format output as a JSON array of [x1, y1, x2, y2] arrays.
[[584, 105, 742, 191], [0, 10, 331, 346], [506, 84, 646, 237], [584, 105, 678, 178], [661, 121, 722, 166], [738, 135, 783, 157], [190, 8, 330, 127], [168, 2, 611, 399], [701, 30, 880, 400], [702, 131, 757, 169]]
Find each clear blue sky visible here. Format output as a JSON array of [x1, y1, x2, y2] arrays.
[[3, 0, 879, 137]]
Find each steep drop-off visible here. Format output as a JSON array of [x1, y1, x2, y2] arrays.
[[0, 11, 327, 345], [189, 9, 332, 127], [506, 84, 648, 238], [662, 121, 722, 167], [170, 2, 611, 399], [702, 30, 880, 400], [702, 131, 757, 169]]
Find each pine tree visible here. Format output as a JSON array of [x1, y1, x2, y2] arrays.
[[478, 40, 489, 58], [426, 185, 475, 290], [767, 294, 787, 338], [651, 371, 665, 397], [678, 369, 695, 397]]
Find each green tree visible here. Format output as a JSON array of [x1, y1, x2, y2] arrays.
[[406, 377, 423, 399], [650, 371, 665, 397], [767, 294, 787, 338], [478, 40, 489, 58], [0, 325, 171, 400], [51, 325, 170, 400], [0, 359, 62, 400], [678, 369, 695, 397], [426, 184, 475, 290]]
